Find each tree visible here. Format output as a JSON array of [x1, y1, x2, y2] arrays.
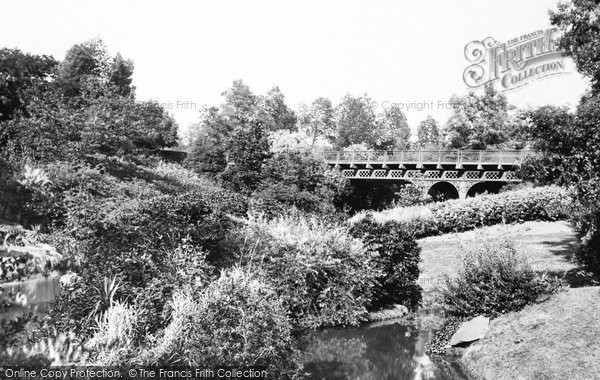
[[186, 131, 227, 175], [375, 104, 410, 150], [519, 106, 574, 185], [443, 84, 510, 149], [0, 48, 57, 121], [416, 116, 441, 149], [252, 150, 348, 216], [185, 107, 229, 175], [219, 121, 272, 194], [297, 97, 336, 146], [56, 38, 110, 97], [108, 53, 135, 97], [220, 79, 261, 125], [333, 94, 378, 149], [551, 0, 600, 93], [260, 86, 297, 132], [131, 101, 178, 149], [1, 42, 176, 163]]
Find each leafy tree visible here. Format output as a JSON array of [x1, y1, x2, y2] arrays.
[[0, 48, 57, 121], [443, 84, 510, 149], [519, 106, 574, 186], [297, 97, 336, 146], [333, 94, 378, 149], [551, 0, 600, 93], [416, 116, 441, 149], [220, 79, 261, 125], [375, 104, 410, 150], [219, 121, 272, 194], [522, 97, 600, 274], [186, 131, 227, 175], [1, 41, 176, 163], [108, 53, 135, 97], [56, 38, 110, 97], [260, 86, 297, 131], [0, 90, 84, 162], [185, 107, 229, 174], [187, 81, 299, 176], [131, 101, 178, 150], [252, 150, 349, 216]]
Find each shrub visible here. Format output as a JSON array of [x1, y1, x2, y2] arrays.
[[351, 186, 571, 239], [1, 332, 86, 366], [87, 301, 140, 366], [250, 150, 349, 218], [431, 186, 571, 234], [442, 239, 561, 318], [348, 216, 422, 310], [138, 268, 301, 377], [393, 183, 426, 207], [238, 215, 377, 329], [572, 206, 600, 275]]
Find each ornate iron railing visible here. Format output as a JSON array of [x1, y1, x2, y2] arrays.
[[316, 149, 532, 165]]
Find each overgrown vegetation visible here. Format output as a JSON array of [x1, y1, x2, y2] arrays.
[[442, 239, 561, 319], [348, 216, 422, 310], [235, 215, 378, 329], [352, 186, 571, 238]]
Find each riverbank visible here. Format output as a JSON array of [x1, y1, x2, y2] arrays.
[[417, 220, 581, 291], [461, 286, 600, 380], [416, 220, 600, 379]]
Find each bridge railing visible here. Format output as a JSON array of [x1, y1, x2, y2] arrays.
[[317, 149, 532, 164]]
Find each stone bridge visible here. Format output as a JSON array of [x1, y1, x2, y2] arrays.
[[316, 149, 532, 199]]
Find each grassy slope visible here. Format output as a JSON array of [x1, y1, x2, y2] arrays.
[[461, 287, 600, 380], [417, 221, 581, 291], [417, 220, 600, 379]]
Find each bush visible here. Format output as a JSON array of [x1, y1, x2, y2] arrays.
[[138, 268, 301, 377], [352, 186, 571, 239], [431, 186, 571, 234], [348, 216, 422, 310], [250, 150, 349, 218], [442, 239, 561, 318], [572, 206, 600, 275], [87, 301, 140, 366], [238, 215, 377, 329], [393, 183, 426, 207]]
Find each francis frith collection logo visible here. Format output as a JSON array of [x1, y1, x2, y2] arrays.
[[463, 27, 569, 91]]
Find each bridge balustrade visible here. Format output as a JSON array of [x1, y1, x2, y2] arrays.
[[317, 149, 531, 165]]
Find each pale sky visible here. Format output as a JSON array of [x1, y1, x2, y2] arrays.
[[1, 0, 590, 135]]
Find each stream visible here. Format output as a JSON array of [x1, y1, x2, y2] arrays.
[[0, 273, 60, 321], [299, 319, 470, 380], [1, 276, 470, 379]]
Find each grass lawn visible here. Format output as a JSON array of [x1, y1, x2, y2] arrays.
[[461, 286, 600, 380], [417, 220, 581, 292]]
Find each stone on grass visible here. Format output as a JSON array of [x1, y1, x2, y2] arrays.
[[449, 315, 489, 346]]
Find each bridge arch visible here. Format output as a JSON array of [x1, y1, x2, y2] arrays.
[[427, 181, 459, 201], [466, 181, 506, 198]]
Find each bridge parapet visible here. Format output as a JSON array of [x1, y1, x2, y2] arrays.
[[317, 149, 532, 166], [318, 149, 532, 184]]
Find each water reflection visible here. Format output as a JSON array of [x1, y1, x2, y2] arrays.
[[0, 273, 60, 321], [300, 319, 469, 380]]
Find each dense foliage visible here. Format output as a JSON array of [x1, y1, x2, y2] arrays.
[[352, 186, 571, 239], [250, 150, 349, 217], [348, 216, 422, 310], [0, 40, 177, 167], [237, 215, 378, 329], [442, 239, 561, 318], [135, 269, 301, 377]]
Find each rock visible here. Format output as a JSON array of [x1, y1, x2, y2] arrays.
[[365, 304, 409, 323], [449, 315, 489, 346]]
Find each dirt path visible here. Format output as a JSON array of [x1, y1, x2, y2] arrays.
[[417, 221, 581, 291]]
